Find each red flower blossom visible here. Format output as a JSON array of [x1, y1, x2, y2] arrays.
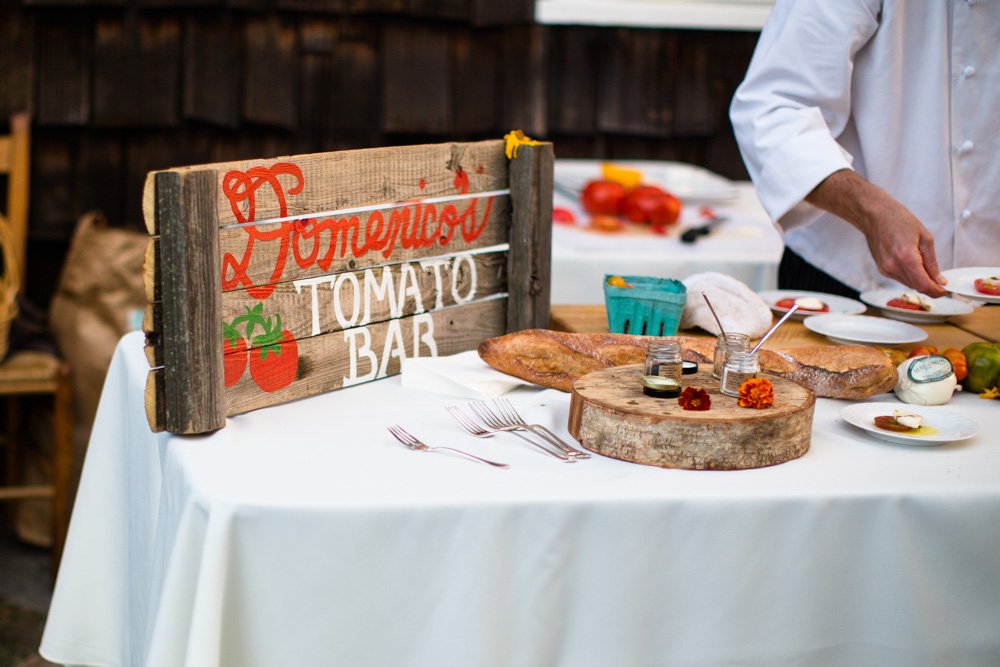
[[678, 386, 711, 411]]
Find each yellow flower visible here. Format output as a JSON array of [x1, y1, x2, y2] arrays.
[[504, 130, 542, 159], [979, 386, 1000, 400]]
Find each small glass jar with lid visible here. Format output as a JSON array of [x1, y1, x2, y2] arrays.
[[713, 332, 750, 379], [720, 349, 760, 397], [643, 340, 682, 398]]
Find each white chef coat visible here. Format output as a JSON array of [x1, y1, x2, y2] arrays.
[[730, 0, 1000, 292]]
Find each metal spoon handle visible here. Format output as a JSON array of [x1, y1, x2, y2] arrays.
[[749, 304, 799, 356], [702, 292, 727, 336]]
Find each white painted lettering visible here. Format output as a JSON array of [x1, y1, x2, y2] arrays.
[[398, 263, 425, 313], [333, 272, 361, 329], [450, 253, 477, 304], [378, 319, 407, 377], [342, 327, 378, 387], [364, 266, 399, 323], [293, 275, 335, 336], [419, 258, 450, 310], [412, 313, 437, 357]]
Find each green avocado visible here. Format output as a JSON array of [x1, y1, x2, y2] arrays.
[[961, 342, 1000, 394]]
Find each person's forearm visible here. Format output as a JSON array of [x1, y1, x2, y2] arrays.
[[802, 168, 947, 296], [804, 168, 892, 236]]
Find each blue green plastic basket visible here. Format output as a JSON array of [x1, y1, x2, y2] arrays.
[[603, 274, 687, 336]]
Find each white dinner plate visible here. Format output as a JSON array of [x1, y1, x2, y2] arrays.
[[803, 313, 927, 345], [859, 288, 974, 324], [757, 289, 866, 321], [940, 266, 1000, 304], [553, 159, 740, 203], [840, 402, 979, 446]]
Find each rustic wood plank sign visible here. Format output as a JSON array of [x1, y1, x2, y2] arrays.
[[143, 138, 553, 434]]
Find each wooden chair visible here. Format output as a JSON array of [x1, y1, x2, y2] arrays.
[[0, 112, 73, 571]]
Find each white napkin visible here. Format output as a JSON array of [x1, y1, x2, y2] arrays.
[[680, 271, 773, 337], [400, 350, 532, 399]]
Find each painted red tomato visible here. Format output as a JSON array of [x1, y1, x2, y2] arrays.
[[580, 179, 626, 216], [250, 330, 299, 392], [974, 277, 1000, 296], [223, 337, 249, 387], [622, 185, 682, 225]]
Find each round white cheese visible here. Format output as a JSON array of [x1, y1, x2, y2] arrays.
[[893, 356, 957, 405]]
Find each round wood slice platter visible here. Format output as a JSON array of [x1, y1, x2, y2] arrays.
[[568, 364, 815, 470]]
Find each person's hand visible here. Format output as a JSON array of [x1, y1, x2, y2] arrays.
[[854, 194, 948, 297], [806, 170, 948, 297]]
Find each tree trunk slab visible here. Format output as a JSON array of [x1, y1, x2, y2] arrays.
[[568, 364, 815, 470]]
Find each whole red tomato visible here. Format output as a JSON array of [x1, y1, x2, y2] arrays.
[[580, 179, 626, 216], [622, 185, 682, 225], [250, 328, 299, 392]]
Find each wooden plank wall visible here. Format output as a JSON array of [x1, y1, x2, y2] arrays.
[[1, 0, 759, 308]]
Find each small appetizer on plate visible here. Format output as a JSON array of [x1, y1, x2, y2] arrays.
[[886, 292, 931, 311], [774, 296, 829, 312], [973, 275, 1000, 297], [873, 409, 923, 432], [872, 410, 940, 437]]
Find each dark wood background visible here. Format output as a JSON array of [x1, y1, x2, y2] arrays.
[[0, 0, 759, 308]]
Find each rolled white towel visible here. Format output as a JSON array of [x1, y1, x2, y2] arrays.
[[680, 272, 773, 338]]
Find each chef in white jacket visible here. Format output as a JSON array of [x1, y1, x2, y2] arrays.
[[730, 0, 1000, 299]]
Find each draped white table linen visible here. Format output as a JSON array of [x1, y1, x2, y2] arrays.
[[41, 332, 1000, 667]]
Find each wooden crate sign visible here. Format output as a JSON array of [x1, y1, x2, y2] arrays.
[[143, 139, 553, 434]]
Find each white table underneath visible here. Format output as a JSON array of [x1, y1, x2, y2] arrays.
[[42, 332, 1000, 667]]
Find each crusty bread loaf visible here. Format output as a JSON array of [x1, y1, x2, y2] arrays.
[[477, 329, 896, 399]]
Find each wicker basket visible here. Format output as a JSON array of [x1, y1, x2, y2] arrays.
[[0, 213, 20, 362], [603, 274, 687, 336]]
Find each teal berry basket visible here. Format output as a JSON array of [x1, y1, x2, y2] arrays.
[[603, 274, 687, 336]]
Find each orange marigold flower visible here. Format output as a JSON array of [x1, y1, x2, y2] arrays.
[[738, 377, 774, 409], [678, 386, 711, 411]]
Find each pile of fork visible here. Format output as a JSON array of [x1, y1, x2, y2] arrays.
[[387, 399, 589, 467], [447, 399, 590, 462]]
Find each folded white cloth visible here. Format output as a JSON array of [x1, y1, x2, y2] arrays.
[[400, 350, 531, 399], [680, 272, 773, 338]]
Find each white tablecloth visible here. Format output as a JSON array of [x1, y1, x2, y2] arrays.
[[550, 161, 784, 305], [42, 332, 1000, 667]]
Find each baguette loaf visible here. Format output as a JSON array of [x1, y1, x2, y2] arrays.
[[477, 329, 896, 399]]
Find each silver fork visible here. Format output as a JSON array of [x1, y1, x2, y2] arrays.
[[447, 406, 574, 462], [386, 425, 509, 468], [487, 399, 591, 460]]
